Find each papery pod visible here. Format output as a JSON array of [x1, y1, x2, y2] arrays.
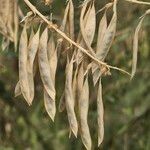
[[72, 66, 78, 101], [131, 9, 150, 78], [57, 1, 70, 57], [68, 0, 75, 41], [44, 90, 56, 121], [19, 24, 30, 105], [0, 0, 9, 34], [78, 74, 92, 150], [131, 17, 144, 78], [44, 35, 57, 121], [96, 10, 107, 55], [28, 28, 35, 45], [97, 79, 104, 146], [62, 0, 75, 56], [77, 63, 84, 98], [38, 28, 55, 101], [15, 28, 35, 98], [76, 1, 96, 64], [92, 0, 117, 85], [96, 1, 117, 60], [80, 1, 96, 56], [14, 0, 19, 50], [0, 0, 19, 49], [7, 0, 15, 40], [65, 56, 78, 137], [60, 1, 70, 32], [27, 26, 40, 104]]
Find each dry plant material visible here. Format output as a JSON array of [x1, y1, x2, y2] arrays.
[[97, 79, 104, 146], [0, 0, 147, 149], [18, 24, 30, 105], [65, 56, 78, 137], [57, 0, 74, 56], [38, 28, 55, 101], [44, 34, 58, 121], [75, 1, 96, 64], [92, 0, 117, 85], [60, 2, 70, 32], [27, 26, 40, 103], [78, 73, 92, 150], [131, 9, 150, 78], [68, 0, 75, 41], [80, 1, 96, 56], [131, 17, 144, 78], [0, 0, 19, 50]]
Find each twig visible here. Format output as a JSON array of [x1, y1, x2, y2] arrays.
[[107, 65, 130, 76], [96, 2, 113, 15], [124, 0, 150, 6], [23, 0, 131, 76]]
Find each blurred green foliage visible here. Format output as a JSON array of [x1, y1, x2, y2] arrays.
[[0, 0, 150, 150]]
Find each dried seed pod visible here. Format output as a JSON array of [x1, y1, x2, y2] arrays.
[[92, 8, 107, 84], [44, 91, 56, 121], [131, 16, 145, 78], [38, 28, 55, 101], [7, 0, 15, 41], [131, 9, 150, 78], [72, 66, 78, 101], [44, 35, 57, 121], [14, 0, 19, 50], [80, 1, 96, 56], [0, 0, 19, 49], [77, 63, 84, 98], [48, 35, 58, 80], [97, 79, 104, 146], [76, 1, 96, 64], [60, 2, 70, 32], [15, 28, 36, 98], [27, 26, 40, 104], [92, 1, 117, 85], [96, 10, 107, 54], [78, 75, 92, 150], [68, 0, 74, 41], [57, 1, 70, 57], [19, 24, 30, 105], [28, 28, 35, 45], [0, 0, 9, 33], [65, 57, 78, 137], [96, 2, 117, 60]]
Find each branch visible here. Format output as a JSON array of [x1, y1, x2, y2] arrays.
[[23, 0, 131, 77], [124, 0, 150, 6]]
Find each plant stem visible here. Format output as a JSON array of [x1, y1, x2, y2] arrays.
[[23, 0, 131, 76], [124, 0, 150, 6]]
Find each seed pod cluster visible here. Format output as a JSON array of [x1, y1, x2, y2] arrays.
[[0, 0, 19, 50], [0, 0, 149, 149]]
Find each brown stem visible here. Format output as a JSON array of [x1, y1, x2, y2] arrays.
[[23, 0, 131, 76], [125, 0, 150, 6]]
